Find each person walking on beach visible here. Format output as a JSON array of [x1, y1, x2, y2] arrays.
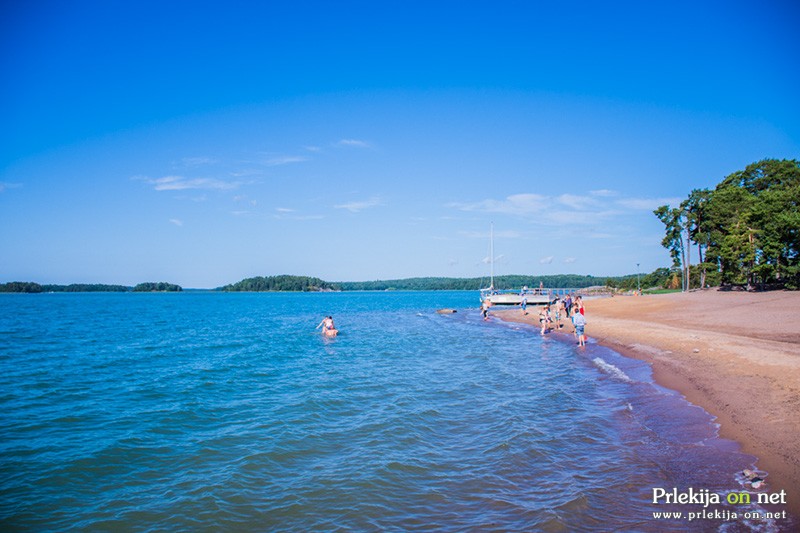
[[520, 296, 528, 315], [576, 296, 585, 315], [564, 294, 572, 318], [572, 306, 586, 346], [481, 300, 491, 320]]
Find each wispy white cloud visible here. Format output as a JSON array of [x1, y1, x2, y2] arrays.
[[273, 207, 324, 221], [556, 193, 601, 210], [540, 256, 554, 264], [334, 196, 384, 212], [180, 156, 217, 167], [136, 175, 243, 191], [169, 218, 183, 226], [0, 182, 22, 193], [563, 257, 577, 264], [616, 197, 682, 210], [263, 155, 308, 166], [229, 169, 263, 178], [450, 191, 676, 226], [234, 195, 257, 206], [481, 253, 507, 265], [449, 193, 548, 216], [336, 139, 371, 148]]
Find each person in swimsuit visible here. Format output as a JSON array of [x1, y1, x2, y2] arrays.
[[317, 316, 337, 335], [539, 306, 550, 335]]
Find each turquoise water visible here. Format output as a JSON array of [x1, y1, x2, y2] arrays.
[[0, 292, 787, 531]]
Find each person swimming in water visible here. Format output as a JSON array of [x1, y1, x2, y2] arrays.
[[316, 316, 337, 336]]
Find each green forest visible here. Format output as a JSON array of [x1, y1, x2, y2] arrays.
[[132, 282, 183, 292], [0, 282, 183, 293], [0, 272, 672, 293], [219, 272, 673, 292], [654, 159, 799, 291], [338, 274, 619, 291], [220, 275, 338, 292]]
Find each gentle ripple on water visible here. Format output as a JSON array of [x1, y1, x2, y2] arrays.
[[0, 292, 792, 531]]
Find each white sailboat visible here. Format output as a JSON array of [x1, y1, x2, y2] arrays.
[[479, 223, 556, 306]]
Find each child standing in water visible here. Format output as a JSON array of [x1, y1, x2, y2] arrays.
[[539, 306, 551, 335]]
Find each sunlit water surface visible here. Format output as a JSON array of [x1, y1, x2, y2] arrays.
[[0, 292, 791, 531]]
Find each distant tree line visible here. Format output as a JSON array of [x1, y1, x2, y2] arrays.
[[604, 268, 673, 292], [337, 274, 616, 291], [3, 272, 680, 294], [220, 275, 339, 292], [43, 284, 131, 292], [0, 282, 182, 293], [654, 159, 800, 291], [132, 282, 182, 292], [0, 282, 45, 293]]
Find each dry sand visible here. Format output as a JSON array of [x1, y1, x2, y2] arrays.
[[494, 290, 800, 516]]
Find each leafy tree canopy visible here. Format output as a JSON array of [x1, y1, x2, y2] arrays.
[[655, 158, 800, 290]]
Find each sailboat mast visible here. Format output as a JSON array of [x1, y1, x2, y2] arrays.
[[490, 222, 494, 290]]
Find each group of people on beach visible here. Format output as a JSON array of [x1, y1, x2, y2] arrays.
[[521, 293, 587, 346]]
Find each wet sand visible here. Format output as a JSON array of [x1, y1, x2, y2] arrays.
[[493, 290, 800, 516]]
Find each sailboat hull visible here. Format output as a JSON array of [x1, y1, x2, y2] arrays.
[[481, 291, 556, 306]]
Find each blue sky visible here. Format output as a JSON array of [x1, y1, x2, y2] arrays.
[[2, 1, 798, 288]]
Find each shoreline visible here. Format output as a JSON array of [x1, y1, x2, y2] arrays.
[[492, 290, 800, 518]]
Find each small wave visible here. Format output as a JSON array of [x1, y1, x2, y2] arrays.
[[592, 358, 633, 383]]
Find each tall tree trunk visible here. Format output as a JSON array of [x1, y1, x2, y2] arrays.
[[679, 238, 687, 292], [747, 230, 755, 291], [698, 243, 706, 289], [685, 226, 691, 291]]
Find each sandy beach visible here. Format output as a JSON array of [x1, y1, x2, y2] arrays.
[[494, 290, 800, 516]]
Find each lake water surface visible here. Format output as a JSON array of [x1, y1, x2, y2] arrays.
[[0, 292, 788, 531]]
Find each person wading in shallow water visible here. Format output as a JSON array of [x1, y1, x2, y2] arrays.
[[481, 300, 491, 320], [316, 316, 338, 336], [539, 305, 551, 335], [572, 306, 586, 346]]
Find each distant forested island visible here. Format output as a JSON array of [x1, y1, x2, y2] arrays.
[[219, 275, 339, 292], [132, 282, 182, 292], [0, 282, 182, 293]]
